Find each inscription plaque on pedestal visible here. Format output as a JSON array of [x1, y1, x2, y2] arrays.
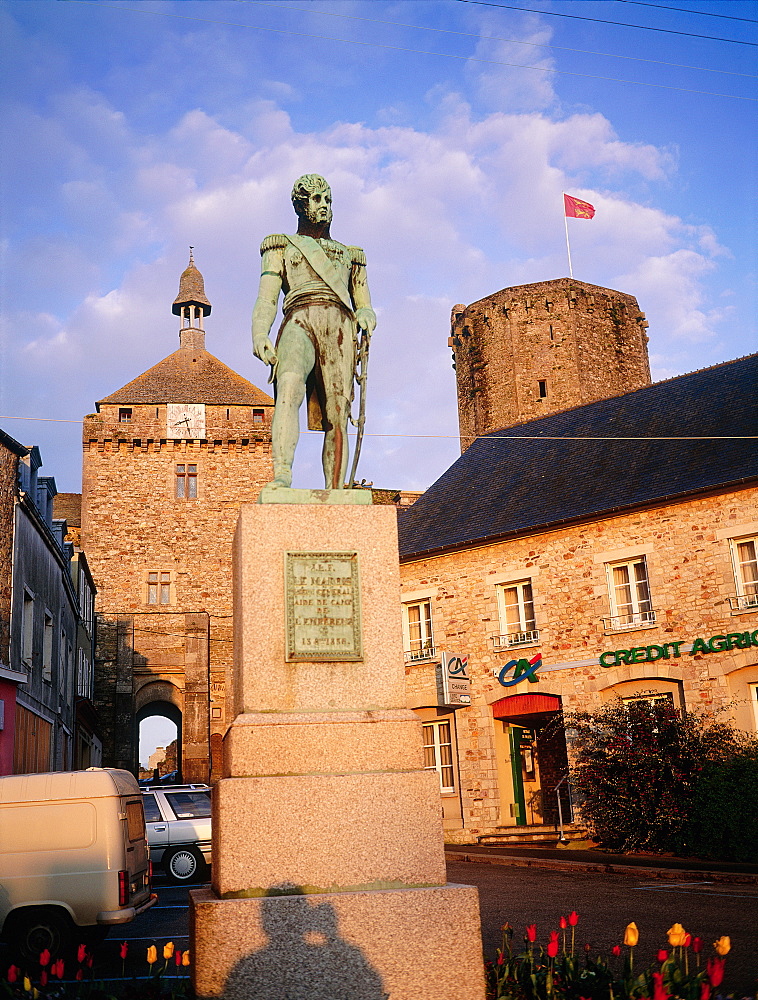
[[284, 551, 362, 661]]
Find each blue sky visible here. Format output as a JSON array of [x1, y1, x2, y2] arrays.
[[1, 0, 756, 495]]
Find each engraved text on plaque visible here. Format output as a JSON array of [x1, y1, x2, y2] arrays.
[[284, 551, 362, 661]]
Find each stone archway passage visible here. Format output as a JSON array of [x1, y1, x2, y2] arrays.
[[136, 683, 183, 781]]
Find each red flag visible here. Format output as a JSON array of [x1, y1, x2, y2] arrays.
[[564, 193, 595, 219]]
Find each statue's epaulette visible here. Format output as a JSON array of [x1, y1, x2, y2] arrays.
[[260, 234, 288, 254], [348, 246, 366, 266]]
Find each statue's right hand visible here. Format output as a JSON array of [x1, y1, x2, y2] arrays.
[[253, 336, 277, 366]]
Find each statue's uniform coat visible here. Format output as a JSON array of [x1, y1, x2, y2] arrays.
[[259, 234, 368, 432]]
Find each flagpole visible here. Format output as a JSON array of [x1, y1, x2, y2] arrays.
[[563, 194, 574, 278]]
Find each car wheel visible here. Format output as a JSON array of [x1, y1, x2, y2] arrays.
[[164, 847, 207, 883], [7, 907, 75, 964]]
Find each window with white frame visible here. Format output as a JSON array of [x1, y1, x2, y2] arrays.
[[751, 685, 758, 732], [730, 536, 758, 610], [42, 612, 53, 682], [21, 589, 34, 665], [622, 692, 675, 734], [622, 692, 673, 711], [147, 571, 172, 605], [403, 599, 434, 660], [495, 580, 538, 649], [77, 648, 91, 700], [422, 720, 455, 793], [605, 556, 654, 629]]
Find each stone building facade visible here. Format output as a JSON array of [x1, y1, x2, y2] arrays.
[[0, 432, 96, 776], [450, 278, 651, 451], [0, 430, 28, 773], [398, 350, 757, 841], [80, 256, 274, 781]]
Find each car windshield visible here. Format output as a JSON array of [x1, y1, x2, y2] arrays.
[[164, 790, 211, 819]]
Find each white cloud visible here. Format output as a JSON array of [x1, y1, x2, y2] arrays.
[[1, 47, 741, 492], [466, 16, 558, 112]]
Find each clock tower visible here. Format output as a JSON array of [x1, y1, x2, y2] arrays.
[[80, 254, 274, 781]]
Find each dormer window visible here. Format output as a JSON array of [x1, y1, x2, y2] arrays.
[[119, 408, 132, 423]]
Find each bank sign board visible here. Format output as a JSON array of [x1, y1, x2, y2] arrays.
[[493, 652, 542, 688], [440, 653, 472, 706]]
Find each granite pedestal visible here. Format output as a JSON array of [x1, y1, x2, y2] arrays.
[[190, 501, 485, 999]]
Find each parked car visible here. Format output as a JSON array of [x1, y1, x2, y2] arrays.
[[141, 784, 211, 883], [0, 768, 156, 962]]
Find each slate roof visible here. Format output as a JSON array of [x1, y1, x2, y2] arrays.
[[97, 348, 274, 408], [398, 354, 758, 560]]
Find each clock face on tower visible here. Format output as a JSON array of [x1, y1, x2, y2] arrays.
[[167, 403, 206, 439]]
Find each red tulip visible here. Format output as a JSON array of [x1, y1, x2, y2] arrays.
[[497, 951, 504, 965], [612, 945, 621, 957], [568, 911, 579, 926], [692, 937, 703, 954], [86, 954, 94, 969], [657, 949, 668, 963], [175, 949, 183, 967], [77, 944, 87, 964], [584, 943, 591, 954], [707, 957, 725, 988], [40, 970, 48, 987], [53, 959, 65, 979], [700, 983, 711, 1000], [652, 971, 669, 1000], [7, 965, 18, 984], [547, 939, 559, 958], [76, 969, 84, 982], [39, 949, 50, 968], [684, 933, 692, 948], [549, 931, 559, 944], [120, 942, 128, 960], [526, 924, 537, 942], [560, 916, 567, 929]]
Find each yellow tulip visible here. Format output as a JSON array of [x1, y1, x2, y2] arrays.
[[182, 950, 191, 967], [623, 922, 639, 947], [146, 945, 158, 965], [713, 936, 731, 956], [22, 979, 31, 994], [668, 923, 687, 947], [163, 942, 175, 960]]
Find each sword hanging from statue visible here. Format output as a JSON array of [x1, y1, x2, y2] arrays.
[[349, 323, 371, 487]]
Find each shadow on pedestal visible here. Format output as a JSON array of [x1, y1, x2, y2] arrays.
[[215, 885, 387, 1000]]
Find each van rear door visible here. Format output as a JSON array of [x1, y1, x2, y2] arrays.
[[122, 795, 152, 907]]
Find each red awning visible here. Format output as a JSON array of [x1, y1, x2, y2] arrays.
[[491, 693, 561, 720]]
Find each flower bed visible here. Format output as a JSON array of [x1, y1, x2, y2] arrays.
[[486, 913, 735, 1000], [2, 942, 193, 1000]]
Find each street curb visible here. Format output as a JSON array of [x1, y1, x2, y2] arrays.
[[444, 850, 758, 886]]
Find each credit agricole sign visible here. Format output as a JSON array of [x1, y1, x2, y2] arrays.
[[599, 629, 758, 668]]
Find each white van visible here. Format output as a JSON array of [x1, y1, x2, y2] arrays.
[[0, 768, 156, 962]]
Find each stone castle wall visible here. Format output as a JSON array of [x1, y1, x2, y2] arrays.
[[81, 400, 273, 778], [399, 486, 758, 836], [451, 279, 651, 450]]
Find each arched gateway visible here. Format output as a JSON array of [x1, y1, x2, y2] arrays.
[[80, 257, 275, 779]]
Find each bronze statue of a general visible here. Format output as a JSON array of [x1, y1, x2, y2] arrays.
[[252, 174, 376, 490]]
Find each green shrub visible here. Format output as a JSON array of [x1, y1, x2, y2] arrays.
[[678, 745, 758, 863], [567, 699, 755, 856]]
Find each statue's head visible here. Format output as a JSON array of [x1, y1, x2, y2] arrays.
[[291, 174, 333, 229]]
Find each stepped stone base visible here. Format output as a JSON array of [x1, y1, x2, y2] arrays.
[[222, 709, 424, 777], [212, 769, 446, 896], [190, 882, 486, 1000]]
